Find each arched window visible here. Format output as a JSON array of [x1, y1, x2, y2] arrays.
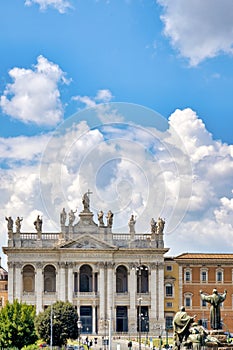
[[23, 264, 35, 292], [137, 265, 149, 293], [80, 265, 92, 292], [44, 265, 56, 292], [116, 265, 128, 293]]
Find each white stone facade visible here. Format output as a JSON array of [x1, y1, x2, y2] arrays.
[[3, 194, 168, 336]]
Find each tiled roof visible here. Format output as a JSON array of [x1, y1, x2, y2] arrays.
[[175, 253, 233, 259]]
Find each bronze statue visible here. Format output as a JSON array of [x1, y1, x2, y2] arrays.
[[173, 306, 196, 350], [200, 289, 227, 329]]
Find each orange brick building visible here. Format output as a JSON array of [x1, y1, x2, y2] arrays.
[[0, 259, 8, 308], [173, 253, 233, 333]]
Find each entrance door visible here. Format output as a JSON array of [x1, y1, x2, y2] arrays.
[[116, 306, 128, 332], [80, 306, 92, 333]]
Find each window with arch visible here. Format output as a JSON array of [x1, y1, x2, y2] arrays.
[[184, 268, 192, 282], [165, 283, 173, 297], [216, 269, 223, 283], [137, 265, 149, 293], [116, 265, 128, 293], [23, 264, 35, 292], [44, 265, 56, 292], [200, 268, 208, 282], [80, 264, 93, 292]]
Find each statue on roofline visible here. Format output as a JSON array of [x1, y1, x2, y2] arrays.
[[15, 216, 23, 233], [5, 216, 13, 231]]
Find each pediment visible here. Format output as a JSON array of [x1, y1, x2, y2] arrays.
[[59, 234, 118, 250]]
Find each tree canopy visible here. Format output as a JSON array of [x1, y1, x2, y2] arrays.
[[0, 299, 37, 349], [35, 301, 79, 347]]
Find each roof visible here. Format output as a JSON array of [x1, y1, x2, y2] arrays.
[[0, 266, 8, 279], [175, 253, 233, 260]]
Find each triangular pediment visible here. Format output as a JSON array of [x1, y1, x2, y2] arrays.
[[59, 234, 118, 250]]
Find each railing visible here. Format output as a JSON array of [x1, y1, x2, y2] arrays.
[[18, 232, 153, 241], [73, 291, 99, 297], [20, 233, 59, 240]]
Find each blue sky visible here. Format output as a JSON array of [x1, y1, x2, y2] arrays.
[[0, 0, 233, 267]]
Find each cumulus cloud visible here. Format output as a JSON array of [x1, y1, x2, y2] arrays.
[[72, 90, 125, 123], [0, 55, 69, 126], [24, 0, 72, 13], [157, 0, 233, 65], [73, 89, 114, 108], [0, 105, 233, 265]]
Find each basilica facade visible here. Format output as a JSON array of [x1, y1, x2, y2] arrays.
[[3, 193, 168, 336]]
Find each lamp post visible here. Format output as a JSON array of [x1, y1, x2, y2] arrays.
[[50, 304, 53, 350], [77, 320, 82, 347], [135, 261, 148, 350]]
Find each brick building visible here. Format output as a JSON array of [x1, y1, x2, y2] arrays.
[[174, 253, 233, 333], [0, 259, 8, 308]]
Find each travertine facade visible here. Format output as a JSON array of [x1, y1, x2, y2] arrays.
[[3, 193, 168, 336]]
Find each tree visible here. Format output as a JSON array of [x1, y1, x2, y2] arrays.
[[35, 301, 79, 347], [0, 299, 37, 348]]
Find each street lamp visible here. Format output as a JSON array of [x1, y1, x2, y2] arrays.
[[135, 261, 148, 350], [50, 305, 53, 350], [50, 304, 56, 350], [77, 320, 82, 347]]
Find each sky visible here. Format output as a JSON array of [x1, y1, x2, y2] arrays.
[[0, 0, 233, 268]]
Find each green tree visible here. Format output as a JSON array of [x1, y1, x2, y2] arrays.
[[35, 301, 79, 347], [0, 299, 37, 349]]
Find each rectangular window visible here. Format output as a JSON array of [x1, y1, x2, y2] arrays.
[[166, 265, 172, 271], [202, 299, 207, 307], [165, 316, 173, 330], [165, 284, 173, 297], [201, 271, 207, 282], [166, 302, 173, 308], [185, 271, 190, 282], [217, 271, 223, 282], [185, 297, 191, 307]]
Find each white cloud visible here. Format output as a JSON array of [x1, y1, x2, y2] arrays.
[[0, 134, 49, 162], [24, 0, 72, 13], [73, 89, 114, 108], [0, 105, 233, 266], [157, 0, 233, 65], [0, 55, 69, 126]]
